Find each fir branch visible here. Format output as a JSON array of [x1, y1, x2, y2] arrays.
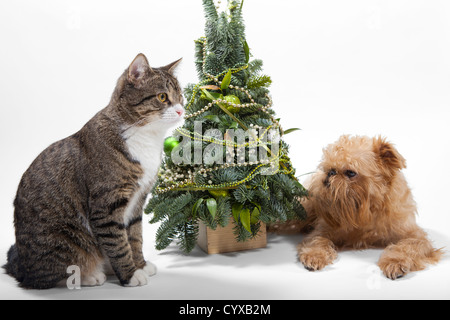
[[247, 59, 264, 75], [247, 75, 272, 89], [233, 184, 255, 204], [216, 196, 232, 227], [203, 0, 218, 21], [155, 211, 185, 250], [176, 214, 199, 253]]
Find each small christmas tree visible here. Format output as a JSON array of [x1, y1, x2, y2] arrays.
[[145, 0, 307, 253]]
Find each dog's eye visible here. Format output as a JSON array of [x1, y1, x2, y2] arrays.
[[328, 169, 337, 177], [345, 170, 357, 178]]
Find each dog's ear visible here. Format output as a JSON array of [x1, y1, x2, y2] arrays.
[[373, 136, 407, 172]]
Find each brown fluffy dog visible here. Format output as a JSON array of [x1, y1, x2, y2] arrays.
[[294, 135, 442, 279]]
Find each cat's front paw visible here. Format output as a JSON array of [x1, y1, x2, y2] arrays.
[[143, 261, 157, 277], [125, 269, 148, 287], [81, 271, 107, 287]]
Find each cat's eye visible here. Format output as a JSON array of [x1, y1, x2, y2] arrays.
[[158, 93, 168, 103]]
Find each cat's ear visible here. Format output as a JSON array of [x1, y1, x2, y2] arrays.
[[128, 53, 152, 87], [162, 58, 182, 75]]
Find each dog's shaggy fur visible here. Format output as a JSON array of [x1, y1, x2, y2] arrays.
[[274, 135, 442, 279]]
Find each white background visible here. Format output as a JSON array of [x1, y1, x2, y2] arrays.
[[0, 0, 449, 300]]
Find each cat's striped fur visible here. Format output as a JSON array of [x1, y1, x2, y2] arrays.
[[4, 54, 184, 289]]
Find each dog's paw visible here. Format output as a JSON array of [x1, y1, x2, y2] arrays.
[[125, 269, 148, 287], [299, 251, 335, 271], [378, 258, 410, 280], [298, 242, 337, 272]]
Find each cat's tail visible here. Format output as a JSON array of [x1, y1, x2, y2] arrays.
[[4, 244, 67, 289], [3, 245, 23, 282]]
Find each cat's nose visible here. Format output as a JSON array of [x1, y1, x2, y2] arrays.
[[174, 105, 184, 117]]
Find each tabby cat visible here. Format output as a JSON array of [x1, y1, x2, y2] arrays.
[[3, 53, 184, 289]]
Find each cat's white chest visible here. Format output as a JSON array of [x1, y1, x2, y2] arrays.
[[123, 125, 164, 188], [121, 125, 165, 225]]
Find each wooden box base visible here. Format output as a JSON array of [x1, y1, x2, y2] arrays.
[[197, 218, 267, 254]]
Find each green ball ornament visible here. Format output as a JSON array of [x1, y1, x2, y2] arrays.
[[222, 95, 241, 113], [164, 137, 180, 155], [208, 190, 230, 198]]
